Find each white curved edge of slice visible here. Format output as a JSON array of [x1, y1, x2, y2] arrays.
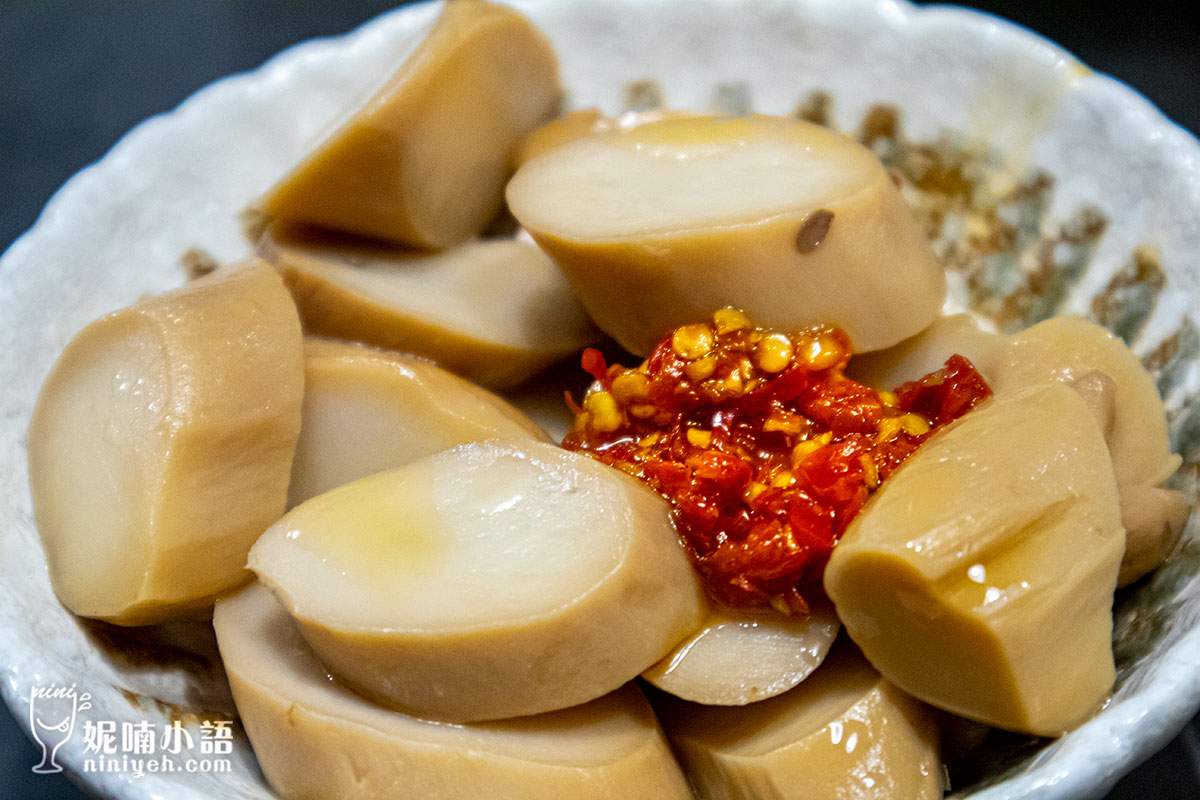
[[289, 337, 549, 507], [510, 115, 880, 240], [258, 227, 599, 389], [507, 114, 946, 356], [248, 439, 707, 722], [651, 639, 944, 800], [642, 601, 840, 706], [28, 259, 303, 625], [213, 582, 693, 800], [824, 383, 1123, 736]]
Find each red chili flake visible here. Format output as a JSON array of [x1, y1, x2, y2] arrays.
[[895, 353, 992, 426], [563, 311, 992, 616], [580, 348, 609, 383]]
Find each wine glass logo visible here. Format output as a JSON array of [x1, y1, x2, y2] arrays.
[[28, 683, 91, 774]]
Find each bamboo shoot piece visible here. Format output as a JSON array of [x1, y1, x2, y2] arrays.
[[654, 641, 943, 799], [28, 260, 303, 625], [849, 314, 1188, 586], [214, 582, 694, 800], [824, 384, 1124, 735], [289, 338, 547, 506], [250, 440, 706, 722], [259, 228, 598, 389], [258, 0, 561, 249], [507, 113, 945, 355], [642, 602, 839, 706]]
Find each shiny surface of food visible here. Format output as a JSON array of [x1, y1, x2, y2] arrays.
[[507, 113, 946, 355], [825, 384, 1125, 736], [514, 107, 689, 167], [27, 260, 303, 625], [642, 600, 840, 705], [1117, 485, 1192, 587], [214, 582, 694, 800], [654, 640, 943, 800], [249, 440, 705, 722], [259, 0, 561, 249], [288, 338, 547, 506], [851, 313, 1189, 586], [852, 314, 1178, 488], [565, 309, 991, 615], [996, 316, 1179, 488], [258, 226, 598, 388]]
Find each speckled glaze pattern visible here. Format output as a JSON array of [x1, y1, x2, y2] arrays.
[[1, 1, 1198, 798]]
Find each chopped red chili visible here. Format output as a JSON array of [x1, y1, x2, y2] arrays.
[[563, 308, 992, 616]]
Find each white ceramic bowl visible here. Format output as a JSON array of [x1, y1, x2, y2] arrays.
[[2, 1, 1198, 797]]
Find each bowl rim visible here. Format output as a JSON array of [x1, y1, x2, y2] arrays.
[[2, 2, 1199, 798]]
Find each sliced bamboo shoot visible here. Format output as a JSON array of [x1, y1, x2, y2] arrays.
[[507, 113, 945, 355], [850, 314, 1188, 585], [259, 228, 598, 388], [642, 602, 840, 706], [824, 384, 1124, 735], [289, 338, 547, 506], [654, 641, 943, 800], [515, 108, 689, 167], [28, 260, 303, 625], [1117, 483, 1191, 587], [249, 440, 706, 722], [995, 316, 1178, 487], [852, 315, 1177, 488], [258, 0, 561, 249], [214, 582, 693, 800]]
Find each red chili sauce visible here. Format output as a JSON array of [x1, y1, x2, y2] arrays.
[[563, 308, 991, 616]]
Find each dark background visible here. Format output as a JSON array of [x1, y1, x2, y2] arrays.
[[1, 1, 1197, 797]]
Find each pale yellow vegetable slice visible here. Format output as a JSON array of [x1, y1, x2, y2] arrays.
[[507, 113, 945, 355], [1117, 484, 1191, 587], [249, 440, 706, 722], [852, 314, 1177, 487], [1066, 369, 1190, 587], [258, 228, 598, 389], [258, 0, 561, 249], [850, 313, 1188, 584], [515, 107, 689, 167], [824, 384, 1124, 735], [214, 582, 693, 800], [994, 316, 1178, 487], [642, 601, 840, 706], [845, 313, 1003, 390], [654, 641, 943, 800], [28, 260, 303, 625], [516, 108, 612, 167], [289, 338, 547, 506]]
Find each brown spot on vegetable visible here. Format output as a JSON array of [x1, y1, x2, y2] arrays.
[[795, 210, 835, 253]]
